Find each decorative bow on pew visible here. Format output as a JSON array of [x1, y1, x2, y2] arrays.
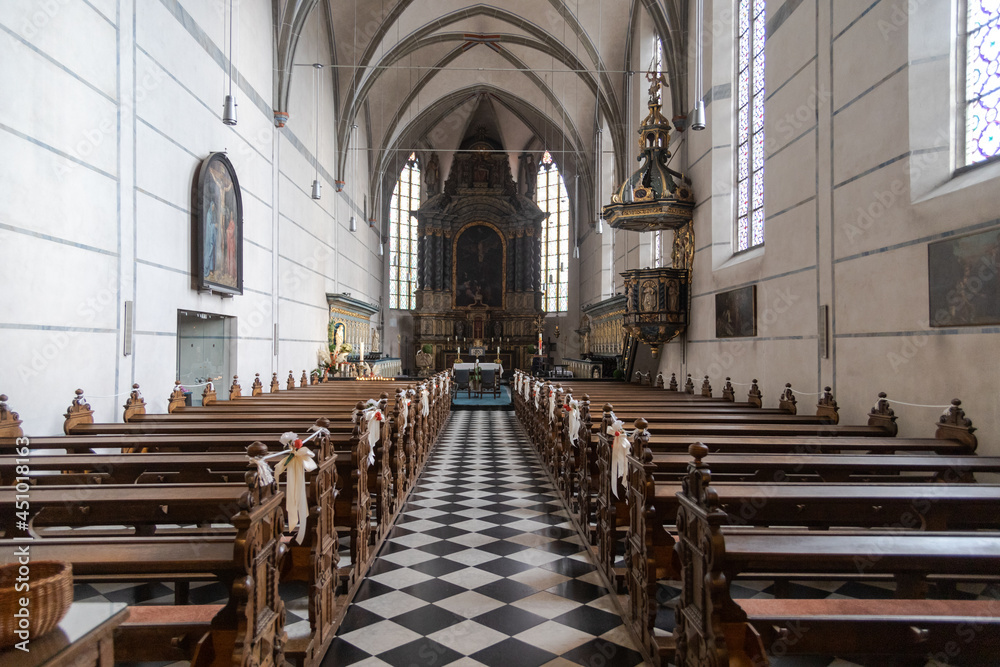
[[356, 399, 384, 467], [548, 387, 557, 423], [564, 399, 581, 446], [250, 425, 328, 543], [421, 387, 430, 417], [607, 417, 631, 499]]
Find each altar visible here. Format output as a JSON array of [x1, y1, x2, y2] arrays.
[[452, 362, 504, 375]]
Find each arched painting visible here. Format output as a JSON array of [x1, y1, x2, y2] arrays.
[[453, 224, 505, 308], [193, 152, 243, 295]]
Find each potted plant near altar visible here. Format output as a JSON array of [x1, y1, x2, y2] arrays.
[[470, 360, 483, 396], [416, 344, 434, 377]]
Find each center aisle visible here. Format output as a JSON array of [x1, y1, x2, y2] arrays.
[[324, 411, 646, 667]]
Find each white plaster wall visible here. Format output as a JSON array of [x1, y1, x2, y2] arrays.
[[0, 0, 379, 435], [652, 0, 1000, 459]]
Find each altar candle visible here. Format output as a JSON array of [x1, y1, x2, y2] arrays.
[[359, 342, 365, 362], [496, 346, 500, 355], [457, 346, 461, 356]]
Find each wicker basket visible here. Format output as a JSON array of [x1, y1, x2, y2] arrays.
[[0, 561, 73, 649]]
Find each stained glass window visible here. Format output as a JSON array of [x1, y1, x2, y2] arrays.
[[389, 153, 420, 309], [736, 0, 765, 252], [966, 2, 1000, 165], [538, 151, 569, 313]]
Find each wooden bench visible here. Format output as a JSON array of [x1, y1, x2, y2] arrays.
[[672, 444, 1000, 667], [0, 443, 287, 667], [3, 391, 375, 667], [627, 403, 992, 664], [1, 372, 451, 667]]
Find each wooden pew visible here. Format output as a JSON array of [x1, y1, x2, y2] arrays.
[[586, 394, 978, 580], [3, 371, 452, 667], [0, 443, 287, 667], [627, 402, 992, 664], [671, 444, 1000, 667], [3, 391, 371, 667]]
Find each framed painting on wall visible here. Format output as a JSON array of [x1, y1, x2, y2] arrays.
[[715, 285, 757, 338], [928, 227, 1000, 327], [193, 152, 243, 295]]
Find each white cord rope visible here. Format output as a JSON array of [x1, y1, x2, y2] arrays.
[[877, 398, 954, 410], [79, 391, 134, 399]]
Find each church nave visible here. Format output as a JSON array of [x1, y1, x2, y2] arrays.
[[324, 411, 645, 667]]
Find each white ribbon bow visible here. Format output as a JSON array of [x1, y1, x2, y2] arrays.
[[362, 407, 384, 467], [401, 397, 411, 433], [533, 385, 540, 409], [250, 428, 326, 543], [565, 400, 581, 446], [607, 419, 632, 499], [548, 388, 556, 423], [421, 388, 430, 417]]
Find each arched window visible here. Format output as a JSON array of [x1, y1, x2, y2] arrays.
[[537, 151, 569, 313], [389, 153, 420, 309], [736, 0, 766, 252], [965, 3, 1000, 166]]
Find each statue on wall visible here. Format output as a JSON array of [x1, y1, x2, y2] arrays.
[[370, 327, 380, 352], [518, 152, 537, 199], [641, 281, 658, 312], [667, 279, 680, 312], [671, 221, 695, 271], [425, 153, 441, 194]]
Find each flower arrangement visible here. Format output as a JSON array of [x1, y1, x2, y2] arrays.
[[317, 345, 332, 366], [334, 342, 353, 366]]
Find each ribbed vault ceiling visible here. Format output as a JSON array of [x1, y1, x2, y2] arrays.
[[275, 0, 690, 232]]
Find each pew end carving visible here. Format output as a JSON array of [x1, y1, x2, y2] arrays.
[[748, 379, 762, 408], [701, 376, 712, 398], [868, 392, 898, 436], [0, 394, 24, 441], [673, 444, 767, 667], [270, 372, 280, 393], [251, 373, 263, 396], [816, 386, 839, 424], [936, 398, 978, 451], [778, 383, 797, 414], [64, 388, 95, 433], [722, 378, 735, 402], [668, 373, 678, 392], [167, 382, 187, 413], [122, 384, 146, 422], [684, 374, 694, 394], [229, 375, 242, 400], [202, 382, 217, 406], [288, 371, 296, 390]]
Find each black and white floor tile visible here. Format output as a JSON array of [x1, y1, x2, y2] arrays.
[[324, 410, 646, 667]]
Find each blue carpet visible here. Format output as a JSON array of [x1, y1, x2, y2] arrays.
[[451, 386, 512, 409]]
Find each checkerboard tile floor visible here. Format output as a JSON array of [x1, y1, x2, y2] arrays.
[[324, 410, 646, 667]]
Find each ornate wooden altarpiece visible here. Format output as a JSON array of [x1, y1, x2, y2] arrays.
[[411, 130, 547, 372]]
